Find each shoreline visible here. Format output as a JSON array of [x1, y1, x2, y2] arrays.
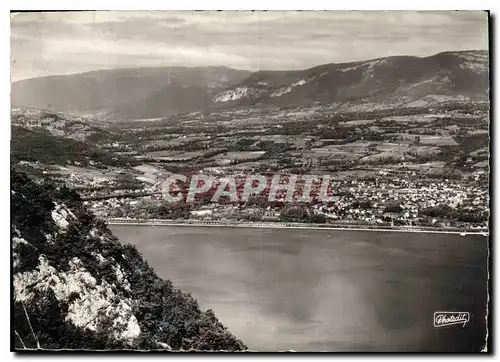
[[105, 219, 489, 236]]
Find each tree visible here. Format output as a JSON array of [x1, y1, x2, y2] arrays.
[[384, 203, 403, 213], [309, 214, 327, 224]]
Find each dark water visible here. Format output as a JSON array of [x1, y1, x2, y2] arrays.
[[110, 225, 489, 352]]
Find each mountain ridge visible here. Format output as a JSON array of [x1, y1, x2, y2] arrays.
[[11, 50, 489, 119], [11, 66, 251, 116], [211, 50, 489, 108]]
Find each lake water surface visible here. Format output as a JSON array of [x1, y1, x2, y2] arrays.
[[110, 225, 488, 352]]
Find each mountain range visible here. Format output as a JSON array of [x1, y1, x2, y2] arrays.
[[11, 50, 489, 119], [11, 66, 250, 118]]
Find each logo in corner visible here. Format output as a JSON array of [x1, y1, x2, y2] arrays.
[[434, 311, 470, 328]]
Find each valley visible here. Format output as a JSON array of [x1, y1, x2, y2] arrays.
[[10, 50, 490, 232]]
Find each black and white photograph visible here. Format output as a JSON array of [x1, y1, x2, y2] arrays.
[[10, 10, 490, 352]]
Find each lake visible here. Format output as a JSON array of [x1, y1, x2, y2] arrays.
[[110, 225, 488, 352]]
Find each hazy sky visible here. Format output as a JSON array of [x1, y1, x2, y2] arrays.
[[11, 11, 489, 81]]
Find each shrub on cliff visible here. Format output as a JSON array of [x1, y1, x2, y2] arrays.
[[12, 170, 246, 351]]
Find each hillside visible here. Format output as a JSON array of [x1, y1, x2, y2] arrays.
[[212, 50, 489, 109], [11, 66, 250, 117], [11, 170, 247, 350], [10, 125, 129, 167], [108, 85, 220, 119]]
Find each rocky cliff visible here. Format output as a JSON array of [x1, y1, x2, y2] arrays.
[[11, 170, 246, 351]]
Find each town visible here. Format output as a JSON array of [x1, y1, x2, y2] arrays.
[[11, 99, 490, 232]]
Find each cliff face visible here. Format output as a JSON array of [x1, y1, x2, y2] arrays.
[[11, 170, 246, 351]]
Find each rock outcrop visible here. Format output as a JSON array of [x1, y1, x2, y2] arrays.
[[11, 170, 246, 351]]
